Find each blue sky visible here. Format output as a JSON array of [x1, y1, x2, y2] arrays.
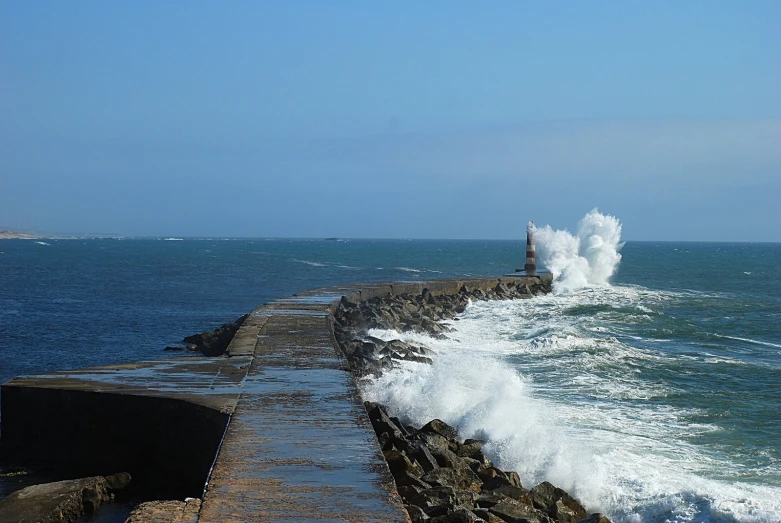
[[1, 2, 779, 240]]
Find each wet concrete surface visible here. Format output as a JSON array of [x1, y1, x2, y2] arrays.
[[198, 296, 405, 522], [1, 276, 550, 522]]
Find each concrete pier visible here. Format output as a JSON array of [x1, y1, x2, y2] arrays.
[[0, 275, 551, 521]]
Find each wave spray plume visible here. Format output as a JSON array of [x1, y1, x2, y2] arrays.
[[534, 209, 623, 292]]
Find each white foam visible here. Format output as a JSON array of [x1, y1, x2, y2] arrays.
[[293, 259, 326, 267], [534, 209, 623, 293], [361, 287, 781, 522], [716, 334, 781, 350]]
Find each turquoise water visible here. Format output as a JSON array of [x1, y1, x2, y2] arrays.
[[1, 236, 780, 521]]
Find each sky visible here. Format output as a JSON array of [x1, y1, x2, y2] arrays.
[[1, 2, 779, 241]]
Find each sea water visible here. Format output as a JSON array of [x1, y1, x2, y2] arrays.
[[1, 213, 780, 521]]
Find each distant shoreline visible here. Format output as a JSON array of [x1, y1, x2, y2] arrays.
[[0, 231, 41, 240]]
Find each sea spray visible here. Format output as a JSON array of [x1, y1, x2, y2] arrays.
[[534, 209, 623, 292], [360, 284, 781, 522], [362, 325, 608, 511]]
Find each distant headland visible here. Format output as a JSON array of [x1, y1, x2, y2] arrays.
[[0, 230, 42, 240]]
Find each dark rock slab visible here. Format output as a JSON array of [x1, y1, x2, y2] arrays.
[[489, 499, 551, 523], [576, 514, 612, 523], [528, 481, 588, 522], [429, 507, 483, 522], [0, 474, 129, 523], [183, 314, 248, 356]]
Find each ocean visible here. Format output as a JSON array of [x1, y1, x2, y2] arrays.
[[1, 212, 780, 522]]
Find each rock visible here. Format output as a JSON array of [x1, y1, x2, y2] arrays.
[[366, 403, 406, 443], [473, 508, 508, 523], [507, 472, 522, 489], [416, 432, 451, 454], [105, 472, 132, 490], [480, 469, 522, 491], [420, 419, 460, 441], [406, 504, 431, 522], [424, 505, 451, 518], [163, 346, 185, 351], [430, 507, 483, 522], [384, 449, 425, 479], [431, 447, 463, 469], [409, 486, 458, 508], [422, 288, 438, 306], [459, 457, 483, 472], [400, 484, 427, 502], [410, 443, 440, 473], [489, 500, 550, 523], [124, 497, 201, 523], [476, 484, 529, 510], [575, 514, 612, 523], [182, 314, 248, 356], [528, 481, 587, 522], [397, 471, 433, 489], [456, 439, 485, 460], [0, 474, 130, 523], [421, 467, 482, 492]]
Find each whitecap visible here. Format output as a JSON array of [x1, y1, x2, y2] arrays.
[[292, 259, 326, 267], [715, 334, 781, 350]]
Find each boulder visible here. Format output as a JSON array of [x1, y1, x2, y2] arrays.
[[406, 504, 431, 522], [410, 443, 440, 473], [420, 419, 460, 441], [0, 474, 130, 523], [456, 439, 485, 460], [396, 471, 432, 489], [384, 449, 425, 479], [430, 507, 484, 523], [480, 469, 522, 491], [489, 500, 550, 523], [416, 432, 451, 455], [431, 448, 463, 469], [528, 482, 587, 522], [182, 314, 248, 356], [366, 403, 406, 443], [473, 508, 508, 523], [421, 467, 482, 492], [409, 486, 459, 508], [576, 514, 612, 523]]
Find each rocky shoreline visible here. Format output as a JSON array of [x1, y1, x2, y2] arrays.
[[332, 279, 551, 376], [333, 281, 612, 523]]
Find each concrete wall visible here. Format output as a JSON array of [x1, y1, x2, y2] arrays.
[[0, 386, 229, 500]]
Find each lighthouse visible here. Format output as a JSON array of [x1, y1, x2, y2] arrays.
[[524, 221, 536, 276], [511, 221, 548, 277]]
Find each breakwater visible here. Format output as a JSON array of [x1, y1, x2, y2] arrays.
[[0, 274, 612, 523]]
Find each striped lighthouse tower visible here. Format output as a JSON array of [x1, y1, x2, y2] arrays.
[[524, 221, 536, 275]]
